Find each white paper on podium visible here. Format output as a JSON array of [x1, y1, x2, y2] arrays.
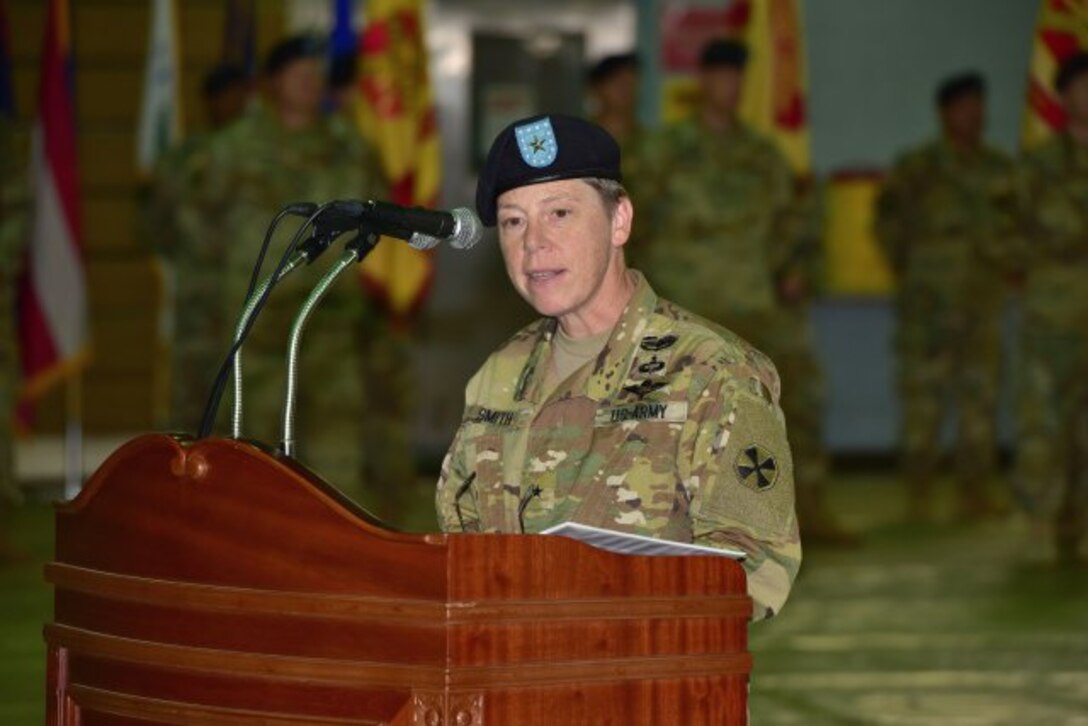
[[541, 521, 746, 561]]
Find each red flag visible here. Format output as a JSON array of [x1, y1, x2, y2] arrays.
[[1022, 0, 1088, 148], [355, 0, 441, 318], [17, 0, 89, 425]]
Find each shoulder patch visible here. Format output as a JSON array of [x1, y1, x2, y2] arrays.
[[735, 444, 779, 492]]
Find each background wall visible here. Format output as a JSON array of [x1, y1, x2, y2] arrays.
[[805, 0, 1038, 172]]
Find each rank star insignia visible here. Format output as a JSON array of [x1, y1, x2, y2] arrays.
[[735, 445, 778, 491], [530, 136, 546, 154]]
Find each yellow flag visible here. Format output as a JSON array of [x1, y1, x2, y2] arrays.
[[356, 0, 441, 316], [736, 0, 811, 175], [1022, 0, 1088, 150]]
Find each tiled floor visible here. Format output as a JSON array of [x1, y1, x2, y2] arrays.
[[749, 479, 1088, 724]]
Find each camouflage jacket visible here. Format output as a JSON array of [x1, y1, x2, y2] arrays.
[[1014, 134, 1088, 331], [629, 119, 799, 319], [437, 271, 801, 619], [875, 138, 1016, 296]]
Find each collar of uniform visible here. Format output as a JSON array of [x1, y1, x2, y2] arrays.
[[514, 270, 662, 405]]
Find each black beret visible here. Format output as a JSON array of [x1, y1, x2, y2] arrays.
[[264, 35, 325, 76], [202, 64, 248, 98], [699, 39, 748, 69], [329, 53, 358, 89], [1056, 51, 1088, 93], [476, 114, 621, 227], [936, 72, 986, 108], [587, 52, 639, 85]]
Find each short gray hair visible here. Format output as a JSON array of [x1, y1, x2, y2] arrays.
[[582, 177, 628, 218]]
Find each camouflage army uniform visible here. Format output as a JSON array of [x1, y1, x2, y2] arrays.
[[631, 119, 835, 538], [437, 272, 801, 619], [197, 104, 385, 501], [1013, 134, 1088, 559], [1, 118, 29, 510], [150, 130, 228, 433], [875, 139, 1016, 513]]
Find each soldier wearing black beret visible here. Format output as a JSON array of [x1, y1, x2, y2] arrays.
[[876, 68, 1017, 523], [586, 51, 647, 187], [699, 38, 749, 69], [264, 34, 325, 77], [201, 64, 250, 130], [437, 114, 802, 620]]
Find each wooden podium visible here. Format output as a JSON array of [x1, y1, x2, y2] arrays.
[[44, 434, 752, 725]]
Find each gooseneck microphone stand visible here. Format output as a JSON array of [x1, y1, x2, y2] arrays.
[[279, 225, 382, 458]]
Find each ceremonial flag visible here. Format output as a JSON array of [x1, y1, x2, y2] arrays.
[[1022, 0, 1088, 149], [135, 0, 181, 174], [729, 0, 811, 174], [355, 0, 441, 317], [18, 0, 89, 423], [0, 0, 14, 117]]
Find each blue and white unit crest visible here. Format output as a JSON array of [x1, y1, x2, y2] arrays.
[[515, 117, 558, 168]]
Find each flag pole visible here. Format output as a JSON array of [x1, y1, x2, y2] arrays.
[[63, 369, 83, 499]]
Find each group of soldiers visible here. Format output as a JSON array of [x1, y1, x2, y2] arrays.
[[588, 42, 1088, 561], [2, 32, 1087, 564], [878, 57, 1088, 564]]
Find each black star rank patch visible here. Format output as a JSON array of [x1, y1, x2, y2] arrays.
[[735, 444, 779, 492]]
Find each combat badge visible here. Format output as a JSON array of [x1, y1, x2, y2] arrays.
[[640, 334, 678, 352], [515, 117, 558, 168], [621, 379, 668, 400], [735, 445, 779, 492]]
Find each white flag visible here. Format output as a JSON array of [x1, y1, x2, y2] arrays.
[[135, 0, 180, 173]]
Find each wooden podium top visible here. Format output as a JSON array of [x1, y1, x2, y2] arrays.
[[44, 434, 751, 725]]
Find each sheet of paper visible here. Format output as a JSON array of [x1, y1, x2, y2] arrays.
[[541, 521, 746, 561]]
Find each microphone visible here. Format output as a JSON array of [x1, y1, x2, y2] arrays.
[[315, 200, 482, 251]]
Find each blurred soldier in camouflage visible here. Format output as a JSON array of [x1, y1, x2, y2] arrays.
[[1013, 53, 1088, 563], [632, 39, 851, 544], [326, 52, 418, 517], [587, 52, 646, 180], [1, 117, 28, 560], [193, 36, 385, 503], [437, 114, 801, 619], [151, 64, 251, 432], [876, 72, 1015, 521]]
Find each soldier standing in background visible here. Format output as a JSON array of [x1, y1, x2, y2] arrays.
[[1012, 53, 1088, 563], [634, 39, 852, 544], [151, 64, 251, 432], [196, 35, 386, 502], [875, 73, 1015, 522], [587, 52, 646, 180], [0, 117, 28, 561]]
